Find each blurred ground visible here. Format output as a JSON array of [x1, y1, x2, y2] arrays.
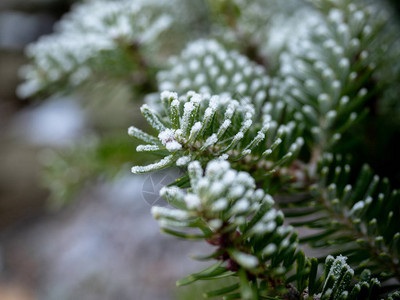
[[1, 175, 209, 300], [0, 1, 209, 299]]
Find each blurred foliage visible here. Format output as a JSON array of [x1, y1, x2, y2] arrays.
[[40, 133, 153, 209], [175, 277, 238, 300]]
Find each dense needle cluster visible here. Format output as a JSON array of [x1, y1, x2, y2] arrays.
[[157, 39, 270, 111]]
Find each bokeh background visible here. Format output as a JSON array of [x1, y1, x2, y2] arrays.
[[0, 1, 211, 299]]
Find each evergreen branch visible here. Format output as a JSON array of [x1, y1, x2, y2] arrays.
[[157, 39, 270, 112], [207, 0, 303, 72], [282, 153, 400, 285], [129, 91, 303, 176], [274, 0, 390, 152], [153, 159, 390, 299], [17, 0, 192, 98]]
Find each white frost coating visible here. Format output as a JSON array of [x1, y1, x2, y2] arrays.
[[228, 186, 245, 198], [350, 201, 364, 215], [241, 149, 251, 156], [160, 186, 181, 198], [277, 224, 291, 236], [136, 144, 160, 152], [20, 0, 176, 97], [174, 129, 183, 139], [255, 90, 267, 104], [211, 198, 228, 211], [263, 149, 272, 156], [158, 129, 182, 152], [190, 92, 202, 104], [236, 172, 254, 186], [158, 129, 175, 142], [263, 244, 277, 256], [289, 144, 298, 152], [206, 159, 230, 176], [224, 103, 236, 118], [252, 221, 276, 234], [171, 99, 180, 109], [234, 252, 258, 268], [151, 158, 296, 260], [244, 111, 253, 120], [208, 219, 223, 230], [216, 76, 228, 87], [128, 126, 159, 144], [234, 216, 246, 225], [256, 130, 266, 140], [131, 154, 174, 174], [262, 209, 277, 222], [253, 189, 264, 201], [204, 134, 218, 147], [184, 101, 195, 113], [243, 66, 252, 77], [327, 110, 337, 119], [180, 78, 191, 89], [151, 206, 189, 220], [185, 193, 201, 209], [219, 153, 229, 160], [189, 121, 202, 137], [224, 60, 234, 71], [157, 38, 268, 109], [251, 79, 261, 92], [221, 119, 231, 130], [234, 132, 244, 141], [166, 141, 182, 152], [280, 238, 290, 249], [189, 59, 200, 71], [237, 82, 247, 94], [204, 107, 214, 119], [127, 126, 136, 135], [194, 73, 206, 85], [328, 8, 343, 23], [204, 55, 214, 67], [231, 199, 250, 214], [197, 178, 209, 192], [243, 119, 253, 129], [209, 66, 219, 78], [296, 137, 305, 147], [210, 182, 226, 196], [209, 95, 220, 110], [176, 155, 191, 166], [161, 90, 178, 101], [324, 255, 349, 283]]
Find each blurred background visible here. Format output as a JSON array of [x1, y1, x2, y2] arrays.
[[0, 1, 211, 299]]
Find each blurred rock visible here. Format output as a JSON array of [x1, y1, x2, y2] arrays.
[[0, 283, 35, 300], [0, 51, 26, 101], [11, 96, 86, 147], [0, 12, 55, 49], [0, 0, 73, 13], [0, 95, 87, 229], [0, 137, 47, 229]]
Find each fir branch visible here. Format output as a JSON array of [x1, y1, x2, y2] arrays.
[[274, 0, 391, 154], [153, 159, 388, 299], [282, 153, 400, 285], [129, 91, 303, 177], [17, 0, 185, 98], [157, 39, 270, 112]]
